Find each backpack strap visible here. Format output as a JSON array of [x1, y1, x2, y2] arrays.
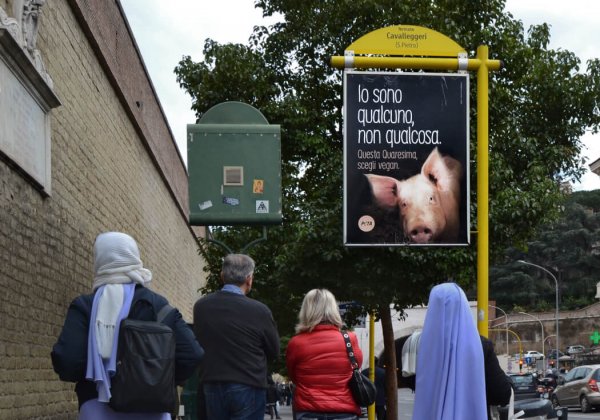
[[156, 303, 175, 323]]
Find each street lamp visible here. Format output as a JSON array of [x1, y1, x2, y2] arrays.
[[517, 260, 559, 363], [519, 311, 545, 368], [543, 334, 556, 347], [489, 304, 509, 356]]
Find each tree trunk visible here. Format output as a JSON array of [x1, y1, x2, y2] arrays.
[[380, 304, 398, 420]]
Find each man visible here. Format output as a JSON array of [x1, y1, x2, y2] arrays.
[[193, 254, 280, 420], [481, 336, 512, 420], [362, 357, 387, 420]]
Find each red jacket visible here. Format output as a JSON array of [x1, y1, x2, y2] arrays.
[[286, 325, 362, 415]]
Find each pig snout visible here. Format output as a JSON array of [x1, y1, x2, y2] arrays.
[[408, 224, 434, 244], [402, 207, 445, 244]]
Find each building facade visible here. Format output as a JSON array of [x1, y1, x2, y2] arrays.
[[591, 157, 600, 177], [0, 1, 206, 418]]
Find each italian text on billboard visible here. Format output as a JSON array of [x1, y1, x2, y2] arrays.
[[343, 71, 470, 246]]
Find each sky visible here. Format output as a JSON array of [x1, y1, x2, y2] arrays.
[[120, 0, 600, 191]]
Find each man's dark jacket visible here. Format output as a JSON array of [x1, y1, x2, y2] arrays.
[[51, 285, 204, 408], [481, 336, 512, 419], [193, 290, 280, 389]]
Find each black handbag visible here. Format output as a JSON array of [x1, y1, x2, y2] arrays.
[[341, 331, 377, 407]]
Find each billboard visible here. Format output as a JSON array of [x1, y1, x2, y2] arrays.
[[344, 71, 469, 246]]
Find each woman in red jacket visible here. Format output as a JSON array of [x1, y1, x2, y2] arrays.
[[286, 289, 363, 420]]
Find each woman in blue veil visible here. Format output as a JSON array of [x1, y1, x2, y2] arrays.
[[412, 282, 487, 420]]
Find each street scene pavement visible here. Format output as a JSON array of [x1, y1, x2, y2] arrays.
[[264, 403, 292, 420]]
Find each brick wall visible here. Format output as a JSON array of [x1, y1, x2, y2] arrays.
[[0, 1, 206, 418]]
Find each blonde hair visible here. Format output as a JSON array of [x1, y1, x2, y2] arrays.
[[295, 289, 343, 333]]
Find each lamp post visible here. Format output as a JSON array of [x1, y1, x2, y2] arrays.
[[519, 311, 545, 368], [543, 335, 560, 369], [489, 304, 509, 356], [517, 260, 559, 363], [543, 334, 556, 348]]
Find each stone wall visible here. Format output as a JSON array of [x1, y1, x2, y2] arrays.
[[0, 1, 206, 418], [489, 302, 600, 356]]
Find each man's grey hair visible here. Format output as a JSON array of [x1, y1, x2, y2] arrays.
[[222, 254, 255, 285]]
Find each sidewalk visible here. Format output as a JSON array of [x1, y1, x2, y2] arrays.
[[264, 403, 294, 420]]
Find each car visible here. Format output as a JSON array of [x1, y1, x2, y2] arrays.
[[509, 373, 540, 400], [547, 349, 565, 359], [552, 364, 600, 413], [524, 350, 545, 360], [566, 345, 585, 355]]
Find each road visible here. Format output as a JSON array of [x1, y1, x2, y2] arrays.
[[397, 389, 600, 420], [268, 389, 600, 419]]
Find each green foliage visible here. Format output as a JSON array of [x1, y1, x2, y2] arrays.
[[491, 190, 600, 311], [175, 0, 600, 343]]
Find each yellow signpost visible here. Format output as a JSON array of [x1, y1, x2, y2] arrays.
[[342, 25, 466, 57], [332, 25, 502, 420]]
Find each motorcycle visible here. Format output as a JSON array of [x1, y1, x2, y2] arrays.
[[537, 377, 556, 399]]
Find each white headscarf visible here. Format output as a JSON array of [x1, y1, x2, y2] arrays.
[[93, 231, 152, 291], [91, 232, 151, 359], [86, 232, 152, 402], [401, 330, 421, 377]]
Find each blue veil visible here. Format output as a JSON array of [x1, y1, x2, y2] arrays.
[[412, 283, 487, 420]]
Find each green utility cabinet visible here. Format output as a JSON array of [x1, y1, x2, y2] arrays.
[[187, 102, 282, 226]]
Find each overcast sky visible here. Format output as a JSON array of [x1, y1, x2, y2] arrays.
[[120, 0, 600, 191]]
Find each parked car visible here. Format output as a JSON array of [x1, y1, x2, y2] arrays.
[[547, 349, 564, 359], [509, 373, 540, 400], [566, 345, 585, 355], [524, 350, 545, 360], [552, 364, 600, 413]]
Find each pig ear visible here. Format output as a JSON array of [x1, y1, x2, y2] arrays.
[[421, 148, 462, 192], [365, 174, 399, 209]]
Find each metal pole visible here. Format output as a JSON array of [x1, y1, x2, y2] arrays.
[[330, 55, 502, 71], [517, 260, 559, 364], [519, 311, 545, 368], [489, 304, 509, 356], [476, 45, 490, 338], [544, 334, 556, 365]]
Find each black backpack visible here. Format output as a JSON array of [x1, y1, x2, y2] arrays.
[[109, 302, 177, 413]]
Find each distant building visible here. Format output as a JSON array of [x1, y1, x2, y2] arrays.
[[0, 1, 206, 418], [591, 157, 600, 177], [353, 301, 479, 368]]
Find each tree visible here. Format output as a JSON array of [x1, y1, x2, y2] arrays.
[[175, 1, 600, 416], [491, 190, 600, 311]]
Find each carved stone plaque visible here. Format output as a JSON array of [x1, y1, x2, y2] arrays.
[[0, 53, 50, 189], [0, 2, 59, 194]]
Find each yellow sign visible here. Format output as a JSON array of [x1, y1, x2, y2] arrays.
[[346, 25, 466, 57]]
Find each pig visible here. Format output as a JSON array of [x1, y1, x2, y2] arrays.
[[365, 147, 462, 244]]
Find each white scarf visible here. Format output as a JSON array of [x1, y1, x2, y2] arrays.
[[95, 284, 124, 359], [91, 232, 152, 358]]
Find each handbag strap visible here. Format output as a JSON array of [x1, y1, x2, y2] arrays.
[[341, 331, 359, 369]]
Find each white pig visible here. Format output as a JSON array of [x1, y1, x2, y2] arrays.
[[365, 148, 462, 244]]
